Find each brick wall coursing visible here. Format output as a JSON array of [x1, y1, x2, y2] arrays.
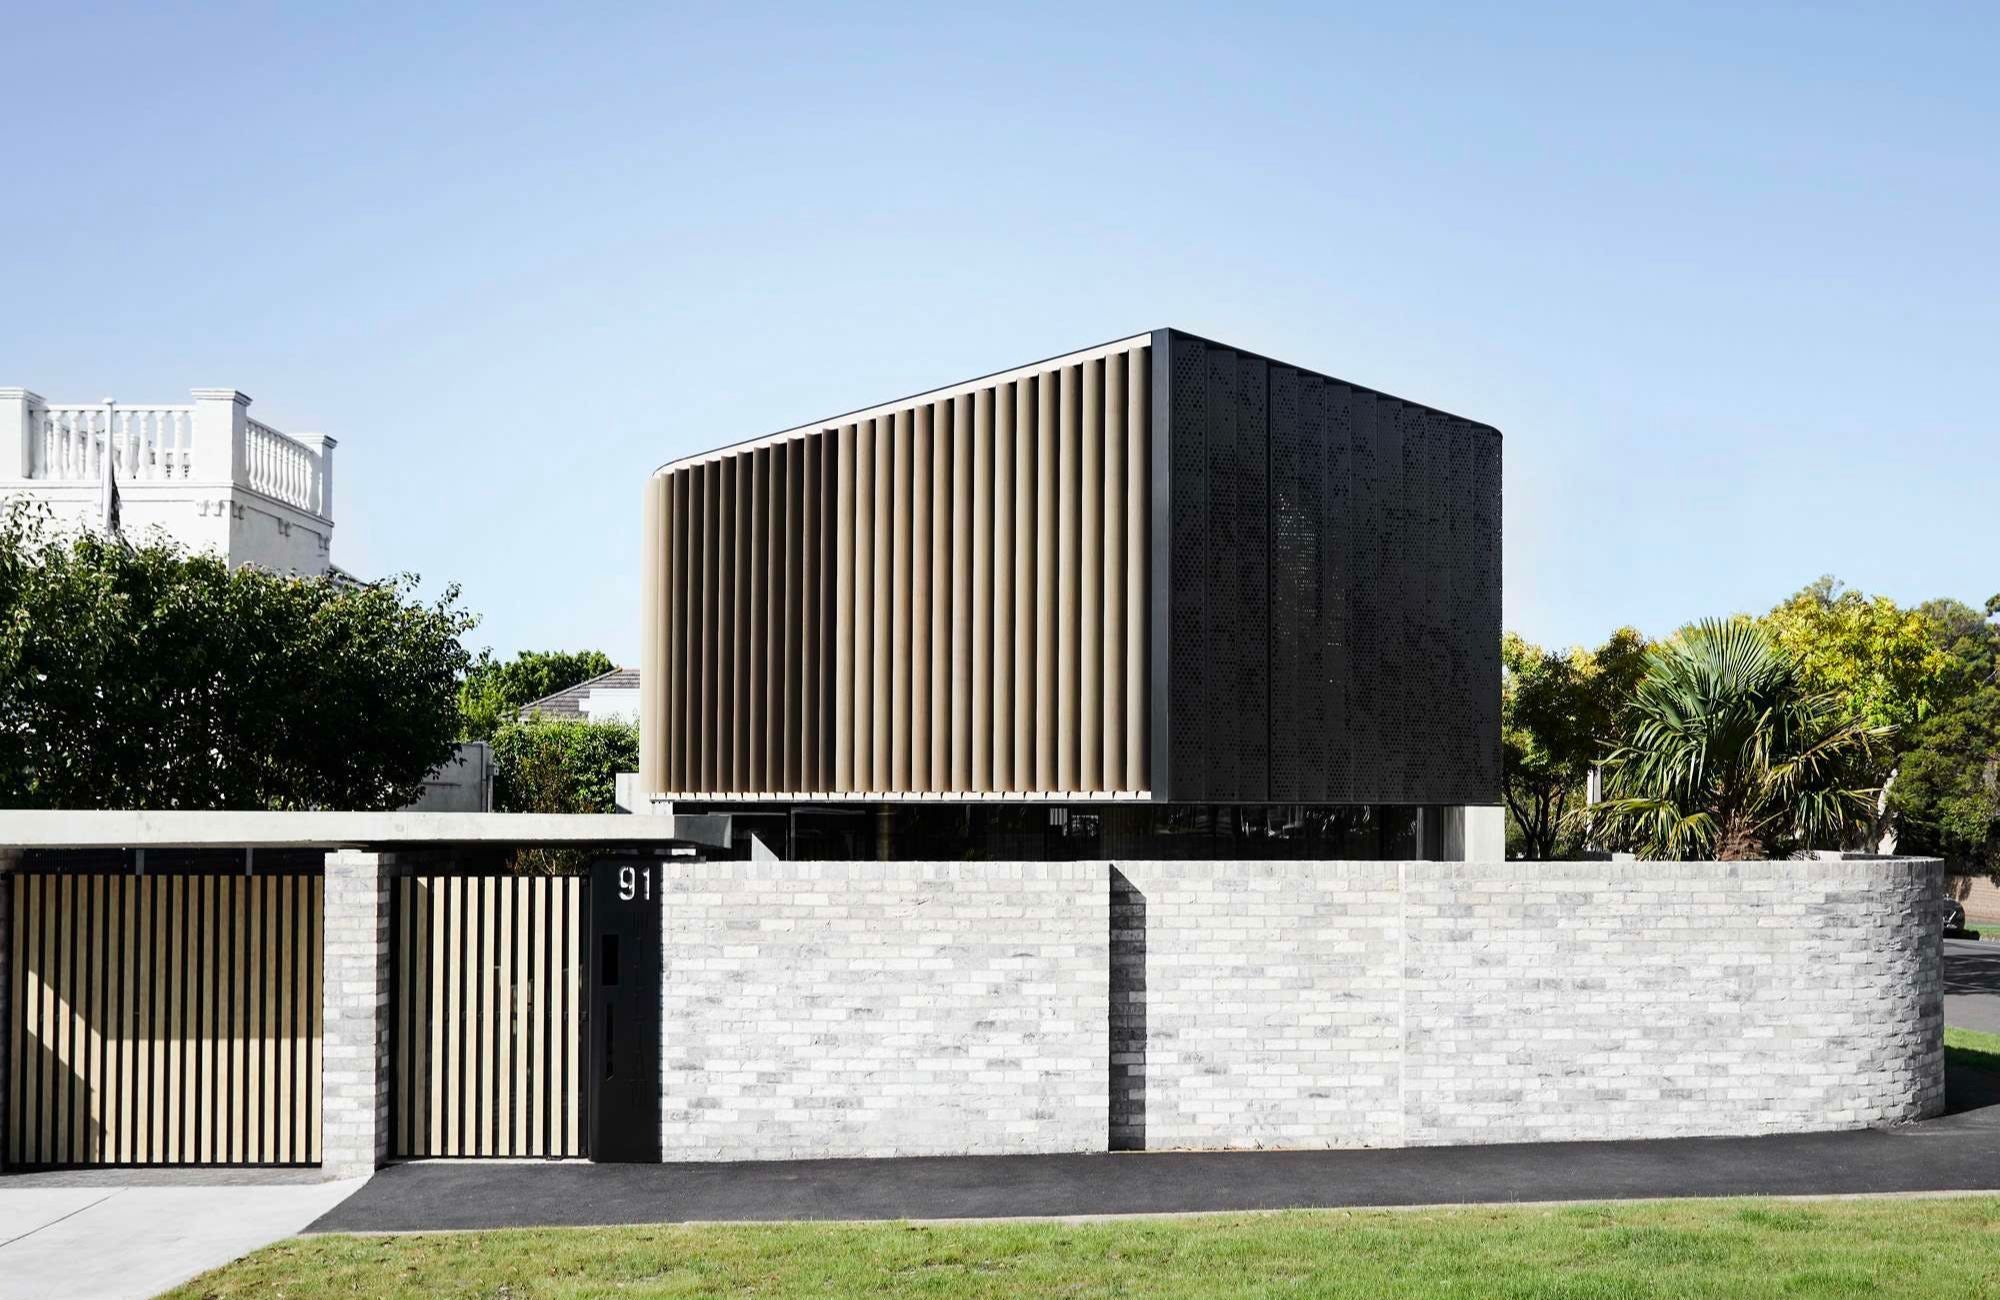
[[1399, 859, 1944, 1144], [1110, 861, 1404, 1150], [655, 858, 1941, 1161], [1116, 858, 1944, 1151], [321, 851, 391, 1176], [660, 861, 1108, 1162]]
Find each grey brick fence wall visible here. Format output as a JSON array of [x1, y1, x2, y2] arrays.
[[668, 857, 1943, 1161], [322, 850, 392, 1177], [1399, 858, 1945, 1144], [659, 860, 1107, 1161]]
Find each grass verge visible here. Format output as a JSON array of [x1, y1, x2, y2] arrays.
[[1947, 1025, 2000, 1075], [166, 1196, 2000, 1299]]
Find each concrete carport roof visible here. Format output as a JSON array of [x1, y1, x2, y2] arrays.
[[0, 809, 731, 851]]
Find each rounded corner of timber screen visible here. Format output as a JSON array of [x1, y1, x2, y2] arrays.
[[8, 869, 323, 1168], [647, 339, 1151, 798]]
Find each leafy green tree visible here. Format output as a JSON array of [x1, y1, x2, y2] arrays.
[[1894, 596, 2000, 875], [490, 716, 640, 873], [1501, 628, 1648, 859], [1762, 577, 1961, 734], [1761, 578, 1971, 848], [0, 504, 473, 809], [458, 648, 615, 739], [1592, 619, 1887, 860]]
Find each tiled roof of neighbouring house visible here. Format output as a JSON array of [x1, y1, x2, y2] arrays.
[[516, 667, 641, 721]]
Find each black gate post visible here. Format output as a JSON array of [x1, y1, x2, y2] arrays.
[[586, 857, 662, 1162]]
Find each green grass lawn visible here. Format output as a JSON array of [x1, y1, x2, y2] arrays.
[[1947, 1026, 2000, 1075], [167, 1197, 2000, 1299]]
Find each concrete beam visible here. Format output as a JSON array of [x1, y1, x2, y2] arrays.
[[0, 810, 729, 850]]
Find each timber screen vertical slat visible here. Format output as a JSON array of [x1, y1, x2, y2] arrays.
[[389, 874, 586, 1160], [4, 870, 322, 1169]]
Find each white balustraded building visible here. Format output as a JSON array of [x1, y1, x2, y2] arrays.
[[0, 386, 336, 574]]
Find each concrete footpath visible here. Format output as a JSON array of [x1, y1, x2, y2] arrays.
[[0, 1170, 364, 1300], [311, 1068, 2000, 1233]]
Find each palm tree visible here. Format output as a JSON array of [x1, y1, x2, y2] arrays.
[[1589, 619, 1887, 860]]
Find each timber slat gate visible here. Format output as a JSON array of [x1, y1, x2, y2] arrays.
[[6, 870, 323, 1168], [389, 873, 588, 1160]]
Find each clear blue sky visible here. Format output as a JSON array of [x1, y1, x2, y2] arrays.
[[5, 3, 1993, 665]]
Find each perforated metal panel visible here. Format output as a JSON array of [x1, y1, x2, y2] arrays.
[[1148, 331, 1500, 806]]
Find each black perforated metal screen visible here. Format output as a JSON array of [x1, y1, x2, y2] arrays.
[[1149, 330, 1501, 806]]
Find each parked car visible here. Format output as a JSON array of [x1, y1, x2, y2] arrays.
[[1944, 898, 1967, 936]]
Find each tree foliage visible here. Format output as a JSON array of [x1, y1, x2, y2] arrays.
[[490, 715, 639, 874], [0, 504, 473, 810], [491, 716, 638, 815], [458, 648, 615, 740], [1893, 596, 2000, 876], [1761, 577, 1962, 739], [1500, 628, 1648, 859], [1592, 619, 1886, 860]]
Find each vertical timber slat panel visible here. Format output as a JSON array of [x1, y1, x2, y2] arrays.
[[890, 410, 913, 790], [644, 338, 1168, 799], [1079, 358, 1104, 793], [950, 393, 973, 788], [971, 387, 994, 790], [853, 420, 876, 791], [1034, 373, 1057, 789], [4, 871, 324, 1168], [870, 423, 892, 792], [1102, 352, 1126, 791], [832, 434, 854, 791], [929, 400, 953, 788], [910, 407, 933, 792], [992, 382, 1015, 789]]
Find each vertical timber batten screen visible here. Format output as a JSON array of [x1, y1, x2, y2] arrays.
[[6, 870, 322, 1168], [389, 875, 586, 1160], [642, 337, 1153, 799]]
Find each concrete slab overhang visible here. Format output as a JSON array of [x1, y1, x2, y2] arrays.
[[0, 809, 730, 851]]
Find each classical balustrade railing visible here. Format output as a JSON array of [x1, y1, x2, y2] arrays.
[[0, 388, 333, 519], [246, 417, 318, 512], [32, 403, 195, 483]]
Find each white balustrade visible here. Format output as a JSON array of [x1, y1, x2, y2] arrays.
[[6, 392, 329, 518], [31, 404, 197, 483], [245, 417, 319, 512]]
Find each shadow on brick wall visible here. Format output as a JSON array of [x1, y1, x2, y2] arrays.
[[1110, 867, 1146, 1151]]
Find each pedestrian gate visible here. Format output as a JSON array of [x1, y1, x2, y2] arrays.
[[6, 869, 323, 1168], [388, 873, 588, 1159]]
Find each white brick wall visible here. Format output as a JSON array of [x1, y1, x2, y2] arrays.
[[656, 857, 1941, 1161], [1112, 862, 1404, 1150], [1399, 858, 1945, 1144], [1117, 858, 1944, 1151], [321, 850, 390, 1176], [660, 860, 1107, 1161]]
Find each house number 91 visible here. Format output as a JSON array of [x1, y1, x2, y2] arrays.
[[619, 866, 652, 901]]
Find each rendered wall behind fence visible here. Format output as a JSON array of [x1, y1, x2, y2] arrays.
[[659, 861, 1107, 1161]]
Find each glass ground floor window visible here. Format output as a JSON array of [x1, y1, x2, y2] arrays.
[[679, 803, 1456, 862]]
